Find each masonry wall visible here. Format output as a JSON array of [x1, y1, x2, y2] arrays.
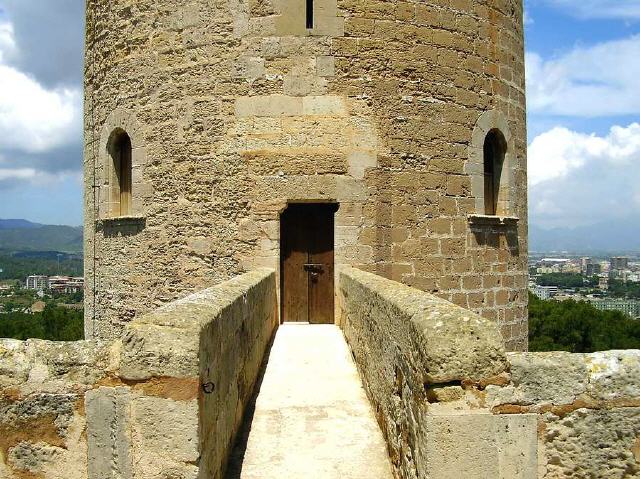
[[339, 268, 640, 479], [0, 270, 277, 479], [0, 340, 113, 478], [84, 0, 528, 349], [489, 351, 640, 478]]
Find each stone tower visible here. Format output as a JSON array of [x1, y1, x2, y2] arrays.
[[84, 0, 528, 350]]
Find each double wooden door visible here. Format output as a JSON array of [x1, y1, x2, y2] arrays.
[[281, 204, 336, 324]]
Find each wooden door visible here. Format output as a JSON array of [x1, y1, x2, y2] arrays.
[[281, 204, 335, 324]]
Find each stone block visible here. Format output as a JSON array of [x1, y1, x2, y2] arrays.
[[86, 387, 133, 479], [424, 414, 537, 479], [301, 95, 347, 116], [130, 397, 199, 463]]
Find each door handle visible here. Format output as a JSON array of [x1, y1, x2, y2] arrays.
[[303, 263, 324, 273]]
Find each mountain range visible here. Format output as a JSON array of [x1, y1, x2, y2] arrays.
[[530, 216, 639, 254], [0, 217, 637, 255], [0, 219, 83, 253]]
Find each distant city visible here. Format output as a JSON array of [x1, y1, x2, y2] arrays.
[[529, 254, 640, 320]]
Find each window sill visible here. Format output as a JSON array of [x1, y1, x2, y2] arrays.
[[467, 214, 519, 226], [98, 215, 146, 226]]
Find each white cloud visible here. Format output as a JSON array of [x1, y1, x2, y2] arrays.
[[526, 35, 640, 117], [0, 167, 36, 181], [528, 123, 640, 185], [0, 18, 81, 157], [0, 154, 80, 185], [543, 0, 640, 19], [524, 10, 534, 25], [528, 123, 640, 227], [0, 22, 17, 62], [0, 65, 81, 153]]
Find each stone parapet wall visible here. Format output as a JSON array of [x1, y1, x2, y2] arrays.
[[0, 339, 115, 478], [488, 351, 640, 478], [340, 267, 640, 479], [338, 266, 515, 478], [0, 269, 278, 479]]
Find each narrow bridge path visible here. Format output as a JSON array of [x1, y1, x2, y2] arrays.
[[226, 324, 393, 479]]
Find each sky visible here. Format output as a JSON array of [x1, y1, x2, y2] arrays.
[[0, 1, 638, 231]]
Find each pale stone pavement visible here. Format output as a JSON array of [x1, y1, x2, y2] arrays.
[[226, 324, 394, 479]]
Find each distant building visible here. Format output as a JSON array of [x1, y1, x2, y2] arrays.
[[48, 276, 71, 293], [598, 277, 609, 291], [587, 298, 640, 319], [48, 276, 84, 294], [611, 257, 630, 271], [66, 277, 85, 293], [540, 258, 571, 266], [585, 263, 601, 277], [531, 285, 558, 300], [26, 275, 48, 291]]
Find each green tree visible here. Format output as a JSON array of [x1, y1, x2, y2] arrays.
[[0, 306, 84, 341], [529, 292, 640, 353]]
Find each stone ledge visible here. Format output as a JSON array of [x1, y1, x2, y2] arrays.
[[467, 214, 519, 226], [97, 215, 146, 226], [487, 350, 640, 408], [341, 266, 508, 384], [118, 268, 275, 381]]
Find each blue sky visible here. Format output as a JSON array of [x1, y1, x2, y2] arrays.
[[0, 0, 638, 231], [524, 0, 640, 229]]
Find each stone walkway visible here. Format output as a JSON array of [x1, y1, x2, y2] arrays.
[[226, 324, 393, 479]]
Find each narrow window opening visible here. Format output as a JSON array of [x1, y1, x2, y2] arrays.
[[483, 129, 506, 216], [306, 0, 314, 29], [109, 131, 132, 217]]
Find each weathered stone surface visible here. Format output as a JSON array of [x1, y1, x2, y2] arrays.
[[0, 270, 277, 479], [488, 352, 589, 406], [487, 350, 640, 407], [7, 441, 63, 474], [541, 408, 640, 478], [129, 397, 199, 479], [118, 268, 275, 381], [486, 350, 640, 479], [0, 339, 112, 479], [0, 339, 112, 393], [339, 266, 508, 479], [84, 0, 529, 351], [425, 414, 537, 479], [586, 350, 640, 401], [86, 387, 133, 479], [341, 266, 508, 384]]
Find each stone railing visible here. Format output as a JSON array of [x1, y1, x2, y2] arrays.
[[0, 339, 115, 478], [0, 268, 277, 479], [339, 266, 511, 478], [488, 351, 640, 478], [339, 266, 640, 479]]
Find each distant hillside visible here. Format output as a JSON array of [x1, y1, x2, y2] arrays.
[[530, 216, 640, 254], [0, 219, 83, 253], [0, 219, 43, 230]]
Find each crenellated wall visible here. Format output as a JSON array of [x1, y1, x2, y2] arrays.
[[0, 269, 277, 479]]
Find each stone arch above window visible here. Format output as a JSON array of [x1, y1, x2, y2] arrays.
[[98, 109, 149, 220], [466, 110, 516, 219]]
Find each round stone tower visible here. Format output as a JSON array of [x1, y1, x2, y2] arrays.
[[84, 0, 528, 350]]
